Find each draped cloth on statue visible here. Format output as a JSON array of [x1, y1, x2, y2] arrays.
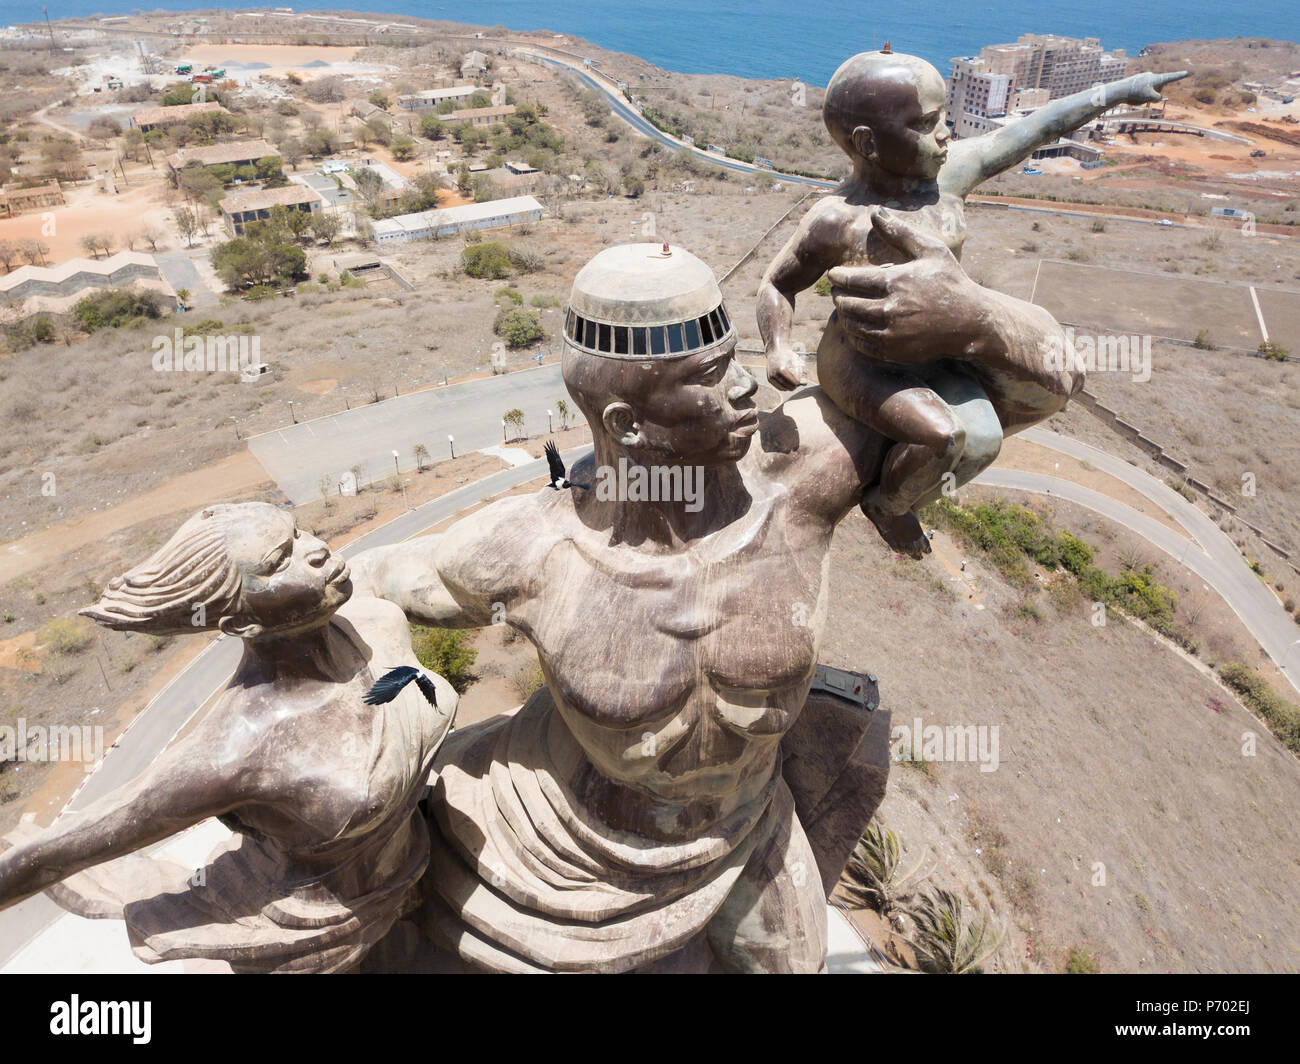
[[30, 684, 447, 974], [417, 687, 828, 973], [43, 806, 430, 974]]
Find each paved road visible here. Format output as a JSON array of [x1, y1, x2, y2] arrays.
[[1012, 428, 1300, 696], [248, 364, 572, 504], [156, 249, 220, 309], [519, 50, 835, 189], [0, 444, 588, 966]]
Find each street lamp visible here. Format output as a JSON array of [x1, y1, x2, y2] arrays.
[[391, 449, 400, 476], [287, 400, 297, 424], [547, 408, 553, 434], [502, 418, 507, 442], [448, 434, 455, 459], [401, 478, 411, 511]]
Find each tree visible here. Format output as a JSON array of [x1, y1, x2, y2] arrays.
[[623, 172, 645, 198], [364, 115, 391, 147], [494, 307, 545, 349], [41, 138, 82, 179], [413, 443, 430, 472], [555, 398, 571, 429], [174, 207, 201, 248], [255, 155, 283, 180], [87, 116, 121, 144], [390, 135, 416, 161], [368, 91, 390, 111], [279, 137, 305, 170], [410, 627, 477, 692], [419, 115, 446, 140], [308, 212, 342, 246], [503, 408, 525, 440], [17, 239, 49, 266], [304, 128, 336, 158], [211, 235, 307, 290], [79, 234, 100, 259], [461, 242, 513, 279], [354, 166, 383, 206], [0, 241, 19, 273]]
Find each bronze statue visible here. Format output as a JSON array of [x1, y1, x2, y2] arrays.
[[759, 51, 1185, 556], [348, 233, 1076, 972], [0, 503, 456, 973]]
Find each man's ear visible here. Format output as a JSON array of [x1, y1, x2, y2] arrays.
[[851, 125, 876, 162], [218, 615, 263, 640], [601, 402, 641, 447]]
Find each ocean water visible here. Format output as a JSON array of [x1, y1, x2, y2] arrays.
[[13, 1, 1299, 84]]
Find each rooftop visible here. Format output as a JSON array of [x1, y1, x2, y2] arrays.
[[132, 101, 225, 127], [219, 184, 321, 214], [166, 138, 277, 169], [372, 194, 542, 235]]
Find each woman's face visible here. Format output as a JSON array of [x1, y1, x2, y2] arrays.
[[227, 508, 351, 636]]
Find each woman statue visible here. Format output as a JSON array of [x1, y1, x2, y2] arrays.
[[0, 502, 456, 973]]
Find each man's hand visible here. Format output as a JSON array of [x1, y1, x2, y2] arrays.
[[827, 208, 995, 364], [1117, 69, 1188, 107], [766, 344, 809, 391]]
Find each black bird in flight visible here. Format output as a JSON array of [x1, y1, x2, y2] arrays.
[[363, 665, 439, 708], [545, 440, 588, 490]]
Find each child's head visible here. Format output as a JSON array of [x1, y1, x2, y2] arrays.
[[823, 51, 950, 180]]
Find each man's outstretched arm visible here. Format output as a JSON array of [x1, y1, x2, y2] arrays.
[[939, 70, 1187, 198], [349, 498, 535, 627]]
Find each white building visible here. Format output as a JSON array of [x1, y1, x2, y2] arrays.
[[371, 195, 543, 245], [946, 34, 1130, 138]]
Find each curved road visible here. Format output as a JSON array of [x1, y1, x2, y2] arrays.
[[516, 48, 836, 188]]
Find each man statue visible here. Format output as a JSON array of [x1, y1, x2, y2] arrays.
[[350, 227, 1082, 971]]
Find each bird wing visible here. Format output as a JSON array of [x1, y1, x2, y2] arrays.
[[544, 440, 565, 484], [412, 669, 440, 708], [363, 665, 420, 705]]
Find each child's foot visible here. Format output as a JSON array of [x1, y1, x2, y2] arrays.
[[862, 499, 931, 559]]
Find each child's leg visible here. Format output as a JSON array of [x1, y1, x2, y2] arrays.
[[818, 325, 962, 557]]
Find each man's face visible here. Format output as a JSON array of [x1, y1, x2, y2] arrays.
[[858, 65, 950, 180], [617, 344, 760, 466]]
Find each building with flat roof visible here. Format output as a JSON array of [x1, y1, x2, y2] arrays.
[[447, 104, 515, 127], [371, 194, 542, 245], [219, 184, 321, 235], [396, 85, 478, 110], [130, 101, 226, 132], [946, 34, 1130, 138]]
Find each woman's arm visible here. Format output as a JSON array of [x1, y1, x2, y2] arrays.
[[0, 724, 250, 912]]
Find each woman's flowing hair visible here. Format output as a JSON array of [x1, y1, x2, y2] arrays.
[[80, 506, 245, 634]]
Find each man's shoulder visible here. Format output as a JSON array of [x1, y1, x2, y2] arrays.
[[439, 490, 559, 575], [751, 387, 880, 512]]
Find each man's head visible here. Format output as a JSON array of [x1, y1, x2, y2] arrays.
[[562, 342, 759, 467], [562, 243, 759, 467], [823, 51, 950, 180]]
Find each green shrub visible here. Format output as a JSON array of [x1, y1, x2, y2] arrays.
[[410, 627, 477, 692], [494, 307, 545, 348], [461, 241, 513, 279], [1066, 947, 1101, 973], [38, 616, 95, 654], [1219, 663, 1300, 752], [494, 286, 523, 305], [72, 288, 165, 332]]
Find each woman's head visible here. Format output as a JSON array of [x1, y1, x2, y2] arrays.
[[81, 503, 351, 640]]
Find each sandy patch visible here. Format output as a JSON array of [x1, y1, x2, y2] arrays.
[[0, 452, 270, 587]]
